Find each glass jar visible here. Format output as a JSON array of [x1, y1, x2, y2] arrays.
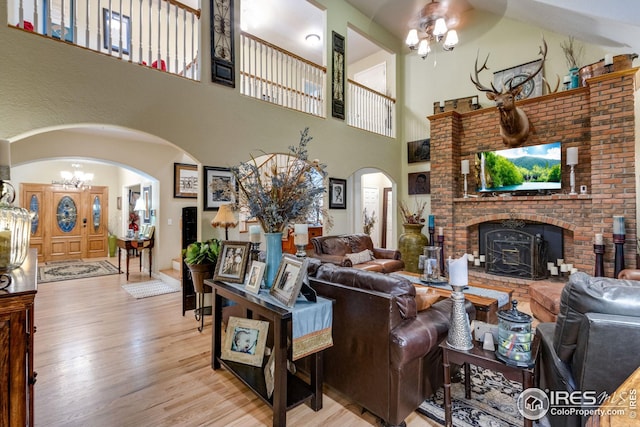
[[496, 300, 534, 367], [421, 246, 442, 283], [0, 201, 32, 271]]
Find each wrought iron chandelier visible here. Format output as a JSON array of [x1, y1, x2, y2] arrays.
[[52, 163, 94, 189], [405, 0, 459, 59]]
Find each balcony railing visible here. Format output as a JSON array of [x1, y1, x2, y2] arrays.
[[239, 31, 326, 117], [8, 0, 201, 80], [347, 80, 395, 138]]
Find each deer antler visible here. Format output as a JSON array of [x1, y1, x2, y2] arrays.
[[470, 51, 500, 94], [507, 38, 548, 93]]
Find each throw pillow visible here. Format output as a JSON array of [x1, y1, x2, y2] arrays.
[[414, 287, 441, 311], [345, 249, 373, 265]]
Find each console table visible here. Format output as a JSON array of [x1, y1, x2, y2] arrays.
[[209, 280, 329, 427], [116, 237, 154, 280]]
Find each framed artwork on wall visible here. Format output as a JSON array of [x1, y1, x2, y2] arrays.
[[102, 8, 131, 54], [331, 31, 345, 120], [204, 166, 236, 210], [210, 0, 235, 87], [408, 172, 430, 195], [174, 163, 198, 198], [329, 178, 346, 209], [142, 185, 152, 223], [43, 0, 75, 42], [408, 139, 431, 163], [493, 59, 543, 100]]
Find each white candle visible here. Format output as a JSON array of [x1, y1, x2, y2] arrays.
[[439, 100, 445, 108], [294, 224, 309, 246], [438, 227, 444, 236], [472, 96, 478, 105], [566, 263, 573, 271], [461, 160, 470, 175], [557, 258, 564, 266], [595, 233, 604, 245], [547, 262, 554, 271], [571, 268, 578, 275], [613, 216, 625, 235], [560, 264, 568, 273], [604, 54, 614, 66], [474, 258, 481, 267], [563, 75, 571, 84], [479, 255, 486, 262], [566, 147, 578, 166], [249, 225, 261, 243], [473, 250, 479, 258], [294, 224, 308, 234], [0, 229, 10, 268], [467, 254, 474, 262], [551, 267, 559, 276]]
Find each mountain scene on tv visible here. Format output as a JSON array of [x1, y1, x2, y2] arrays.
[[476, 142, 561, 192]]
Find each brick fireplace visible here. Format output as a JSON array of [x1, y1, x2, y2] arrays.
[[429, 68, 639, 300]]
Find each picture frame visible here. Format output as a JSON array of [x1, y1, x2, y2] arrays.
[[331, 31, 345, 120], [142, 185, 151, 224], [143, 225, 155, 239], [204, 166, 236, 211], [102, 8, 131, 55], [270, 255, 309, 307], [329, 177, 346, 209], [174, 163, 198, 198], [214, 241, 251, 283], [117, 196, 122, 210], [493, 59, 543, 100], [221, 316, 269, 367], [43, 0, 75, 42], [408, 171, 431, 195], [244, 261, 265, 295], [408, 139, 431, 163], [264, 350, 275, 398], [210, 0, 235, 87]]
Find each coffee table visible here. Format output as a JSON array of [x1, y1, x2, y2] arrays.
[[397, 271, 512, 323], [439, 335, 540, 427]]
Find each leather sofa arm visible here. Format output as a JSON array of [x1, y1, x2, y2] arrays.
[[372, 248, 401, 260], [309, 253, 352, 267]]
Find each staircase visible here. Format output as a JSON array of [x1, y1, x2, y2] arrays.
[[159, 257, 182, 287]]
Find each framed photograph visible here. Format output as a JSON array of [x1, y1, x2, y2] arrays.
[[331, 31, 345, 120], [214, 241, 251, 283], [102, 8, 131, 54], [174, 163, 198, 198], [270, 255, 309, 307], [493, 59, 543, 100], [329, 177, 346, 209], [143, 225, 155, 239], [142, 185, 152, 223], [408, 139, 431, 163], [204, 166, 236, 211], [408, 172, 431, 195], [244, 261, 265, 294], [43, 0, 74, 42], [117, 196, 122, 210], [221, 316, 269, 367]]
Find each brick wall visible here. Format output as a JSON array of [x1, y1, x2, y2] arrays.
[[429, 68, 639, 298]]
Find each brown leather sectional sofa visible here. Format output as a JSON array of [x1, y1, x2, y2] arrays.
[[308, 261, 475, 427], [310, 233, 404, 273]]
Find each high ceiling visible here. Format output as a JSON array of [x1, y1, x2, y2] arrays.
[[344, 0, 640, 53]]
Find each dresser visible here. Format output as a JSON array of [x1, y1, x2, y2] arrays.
[[281, 225, 322, 255], [0, 249, 37, 427]]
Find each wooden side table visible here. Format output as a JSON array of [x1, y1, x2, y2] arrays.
[[440, 335, 540, 427], [209, 280, 326, 427]]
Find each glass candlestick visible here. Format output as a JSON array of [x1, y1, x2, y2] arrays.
[[294, 233, 309, 257]]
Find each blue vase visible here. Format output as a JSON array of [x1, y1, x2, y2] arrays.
[[264, 232, 283, 289], [569, 67, 579, 89]]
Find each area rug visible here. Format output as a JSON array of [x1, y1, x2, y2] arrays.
[[417, 365, 523, 427], [121, 280, 179, 299], [38, 260, 120, 283]]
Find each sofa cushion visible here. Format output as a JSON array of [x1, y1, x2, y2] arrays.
[[320, 236, 351, 256], [414, 287, 441, 311], [345, 249, 373, 265], [553, 271, 640, 362], [348, 234, 375, 252]]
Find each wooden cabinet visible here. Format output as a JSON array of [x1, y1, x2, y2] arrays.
[[282, 226, 322, 255], [0, 249, 37, 427]]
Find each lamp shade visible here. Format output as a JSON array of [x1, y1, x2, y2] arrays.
[[211, 204, 238, 228], [566, 147, 579, 166], [133, 197, 146, 212]]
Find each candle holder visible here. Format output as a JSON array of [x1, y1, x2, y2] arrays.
[[594, 244, 605, 277], [437, 234, 445, 275], [294, 233, 309, 258], [428, 226, 435, 246], [613, 234, 625, 278]]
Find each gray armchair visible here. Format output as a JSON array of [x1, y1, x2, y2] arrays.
[[536, 271, 640, 427]]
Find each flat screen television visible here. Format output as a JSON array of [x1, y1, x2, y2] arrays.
[[476, 142, 561, 193]]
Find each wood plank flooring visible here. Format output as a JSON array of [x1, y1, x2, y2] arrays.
[[33, 261, 439, 427]]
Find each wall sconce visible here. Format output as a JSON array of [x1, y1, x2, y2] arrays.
[[461, 159, 470, 198], [566, 147, 578, 195]]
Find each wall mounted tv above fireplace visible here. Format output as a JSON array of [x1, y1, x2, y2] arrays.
[[476, 142, 561, 193]]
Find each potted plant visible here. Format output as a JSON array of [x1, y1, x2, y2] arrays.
[[183, 239, 221, 293]]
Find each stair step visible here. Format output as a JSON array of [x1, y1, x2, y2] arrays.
[[172, 258, 182, 271]]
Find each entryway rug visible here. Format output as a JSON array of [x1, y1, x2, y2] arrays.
[[121, 280, 179, 299], [417, 365, 523, 427], [38, 260, 120, 283]]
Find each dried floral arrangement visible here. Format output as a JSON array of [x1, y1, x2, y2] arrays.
[[231, 128, 327, 233], [399, 200, 427, 224], [363, 208, 376, 235], [560, 36, 584, 69]]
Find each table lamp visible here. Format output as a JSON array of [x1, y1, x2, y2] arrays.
[[211, 204, 238, 240]]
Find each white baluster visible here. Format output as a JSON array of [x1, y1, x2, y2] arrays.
[[96, 0, 101, 53], [165, 3, 170, 72], [156, 0, 161, 68], [147, 0, 152, 65], [128, 0, 132, 62], [118, 0, 123, 58], [85, 0, 90, 48]]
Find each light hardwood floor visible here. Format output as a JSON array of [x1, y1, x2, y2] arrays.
[[34, 260, 439, 427]]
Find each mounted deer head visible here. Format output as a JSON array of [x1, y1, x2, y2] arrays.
[[470, 39, 547, 147]]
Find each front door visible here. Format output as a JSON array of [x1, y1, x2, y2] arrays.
[[21, 184, 109, 262]]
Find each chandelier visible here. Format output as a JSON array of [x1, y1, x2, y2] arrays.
[[52, 163, 94, 189], [405, 0, 459, 59]]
